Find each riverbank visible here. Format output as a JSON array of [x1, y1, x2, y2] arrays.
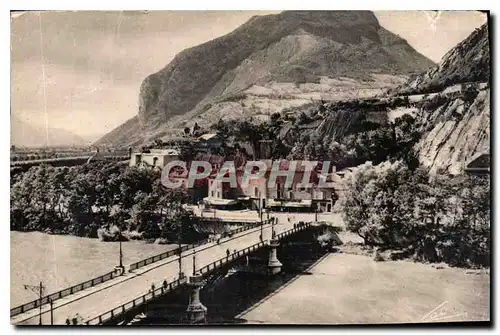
[[237, 252, 490, 324], [10, 231, 178, 307]]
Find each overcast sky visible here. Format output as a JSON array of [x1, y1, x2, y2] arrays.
[[11, 10, 487, 140]]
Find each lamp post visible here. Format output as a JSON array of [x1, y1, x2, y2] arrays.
[[192, 250, 197, 276], [24, 281, 45, 325], [119, 239, 123, 270], [49, 299, 54, 325], [258, 190, 264, 241], [178, 220, 183, 278], [116, 228, 124, 275], [272, 217, 276, 239], [260, 220, 264, 242], [258, 190, 263, 223]]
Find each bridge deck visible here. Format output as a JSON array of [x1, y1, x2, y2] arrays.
[[13, 220, 298, 325]]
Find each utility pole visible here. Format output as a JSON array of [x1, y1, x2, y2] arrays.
[[24, 281, 45, 325]]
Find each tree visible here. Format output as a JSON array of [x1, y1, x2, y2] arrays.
[[342, 160, 490, 268]]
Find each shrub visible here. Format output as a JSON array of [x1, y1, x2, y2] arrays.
[[462, 85, 479, 103], [97, 225, 126, 242], [122, 230, 143, 240]]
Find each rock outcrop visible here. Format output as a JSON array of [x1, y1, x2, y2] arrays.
[[409, 20, 490, 174], [416, 87, 490, 174]]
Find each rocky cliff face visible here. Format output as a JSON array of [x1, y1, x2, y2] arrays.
[[416, 87, 490, 174], [401, 23, 489, 95], [409, 21, 490, 174], [97, 11, 434, 147]]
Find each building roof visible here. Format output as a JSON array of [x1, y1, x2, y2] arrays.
[[148, 148, 180, 155], [267, 199, 313, 207], [203, 197, 238, 206], [198, 133, 220, 141]]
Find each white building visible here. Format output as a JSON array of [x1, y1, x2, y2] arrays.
[[129, 148, 180, 169]]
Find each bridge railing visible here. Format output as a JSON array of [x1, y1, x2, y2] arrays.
[[85, 241, 269, 325], [198, 241, 265, 276], [84, 221, 310, 325], [197, 221, 311, 276], [275, 222, 311, 240], [85, 277, 188, 325], [128, 219, 273, 272], [129, 242, 204, 272], [10, 268, 122, 317]]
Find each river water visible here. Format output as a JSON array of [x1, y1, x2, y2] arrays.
[[10, 231, 177, 307]]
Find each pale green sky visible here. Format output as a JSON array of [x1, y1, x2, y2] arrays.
[[10, 10, 487, 140]]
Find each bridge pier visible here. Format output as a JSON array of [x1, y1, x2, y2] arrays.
[[186, 252, 207, 324], [268, 238, 282, 275], [186, 274, 207, 324]]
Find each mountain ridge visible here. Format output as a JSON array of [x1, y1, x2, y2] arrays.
[[11, 115, 88, 147], [399, 23, 489, 95], [97, 11, 434, 147]]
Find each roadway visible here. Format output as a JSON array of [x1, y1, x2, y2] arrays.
[[13, 219, 296, 325], [190, 206, 344, 225]]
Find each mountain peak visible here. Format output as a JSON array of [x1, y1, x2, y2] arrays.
[[97, 11, 434, 147]]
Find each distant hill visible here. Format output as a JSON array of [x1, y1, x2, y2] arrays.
[[97, 11, 434, 147], [11, 115, 87, 147]]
